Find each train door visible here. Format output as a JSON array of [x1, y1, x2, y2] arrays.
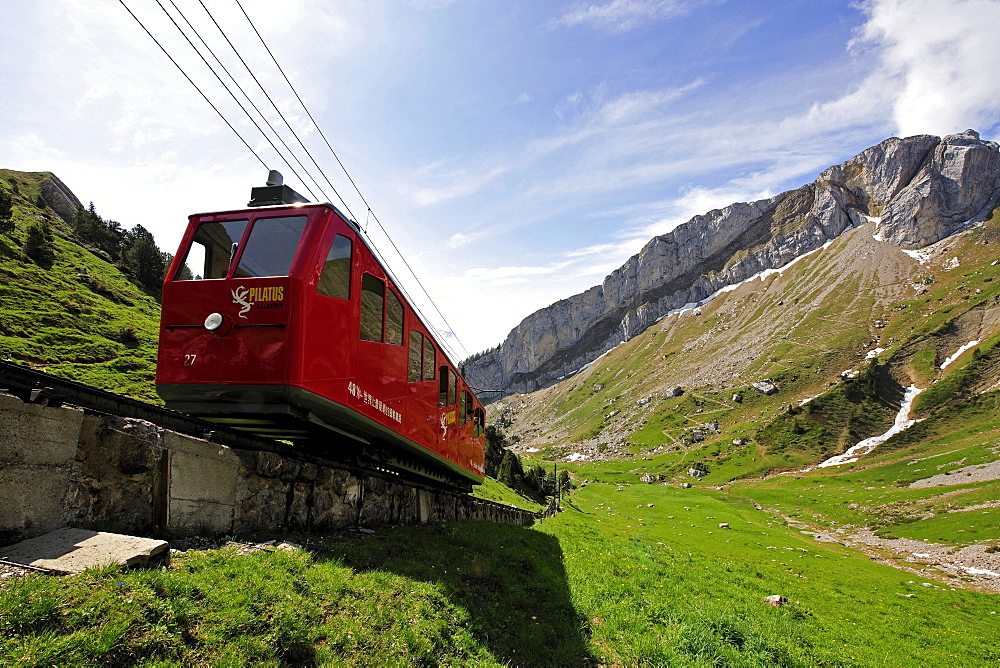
[[406, 329, 438, 450], [350, 261, 407, 431], [301, 226, 356, 395], [438, 364, 459, 461]]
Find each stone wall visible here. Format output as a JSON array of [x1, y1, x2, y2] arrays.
[[0, 392, 535, 546]]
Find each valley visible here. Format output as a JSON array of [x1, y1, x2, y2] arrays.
[[3, 132, 1000, 663]]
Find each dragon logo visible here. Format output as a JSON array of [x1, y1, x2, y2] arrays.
[[232, 286, 252, 319]]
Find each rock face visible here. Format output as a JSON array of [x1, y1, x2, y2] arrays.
[[39, 173, 83, 225], [467, 131, 1000, 396]]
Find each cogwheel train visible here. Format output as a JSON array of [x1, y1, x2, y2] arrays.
[[156, 174, 486, 490]]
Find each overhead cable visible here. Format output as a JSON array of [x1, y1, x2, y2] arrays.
[[231, 0, 476, 364], [118, 0, 269, 171], [149, 0, 322, 201]]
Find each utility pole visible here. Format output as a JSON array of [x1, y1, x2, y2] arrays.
[[553, 462, 560, 505]]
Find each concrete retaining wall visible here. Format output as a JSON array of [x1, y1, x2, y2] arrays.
[[0, 393, 534, 546]]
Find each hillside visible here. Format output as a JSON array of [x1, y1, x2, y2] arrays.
[[0, 170, 163, 401], [495, 210, 1000, 476], [468, 130, 1000, 396], [486, 164, 1000, 599]]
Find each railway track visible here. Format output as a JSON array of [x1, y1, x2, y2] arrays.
[[0, 359, 288, 456], [0, 360, 533, 518]]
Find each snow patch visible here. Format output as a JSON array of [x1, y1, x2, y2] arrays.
[[523, 447, 540, 453], [568, 341, 626, 377], [865, 347, 886, 360], [961, 566, 1000, 578], [566, 452, 590, 462], [816, 385, 924, 468], [940, 340, 980, 370], [798, 393, 822, 407], [901, 248, 933, 265]]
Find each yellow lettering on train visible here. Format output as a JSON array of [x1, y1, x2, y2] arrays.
[[246, 286, 285, 303]]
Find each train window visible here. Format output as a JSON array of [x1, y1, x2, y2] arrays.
[[386, 290, 403, 345], [459, 390, 470, 425], [473, 408, 485, 438], [408, 331, 436, 382], [177, 219, 249, 280], [360, 274, 385, 342], [408, 331, 423, 381], [234, 215, 307, 278], [317, 234, 352, 299], [422, 339, 435, 381], [438, 366, 457, 407]]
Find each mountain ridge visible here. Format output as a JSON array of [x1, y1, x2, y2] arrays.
[[467, 130, 1000, 397]]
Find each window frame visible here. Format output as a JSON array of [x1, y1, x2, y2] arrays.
[[438, 366, 457, 407], [360, 273, 385, 342], [316, 233, 353, 300]]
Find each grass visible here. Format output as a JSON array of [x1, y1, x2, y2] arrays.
[[1, 524, 589, 666], [0, 173, 162, 402], [472, 476, 545, 512], [5, 481, 999, 666], [543, 483, 1000, 666]]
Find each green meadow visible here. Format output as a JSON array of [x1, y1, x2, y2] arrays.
[[3, 473, 998, 666]]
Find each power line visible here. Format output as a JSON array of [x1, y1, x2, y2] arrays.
[[165, 0, 330, 203], [124, 0, 497, 392], [194, 0, 355, 214], [231, 0, 479, 365], [149, 0, 320, 201], [118, 0, 268, 171]]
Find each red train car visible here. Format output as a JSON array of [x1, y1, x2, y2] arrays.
[[156, 179, 486, 490]]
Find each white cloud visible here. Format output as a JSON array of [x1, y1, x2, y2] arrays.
[[465, 265, 560, 283], [553, 0, 719, 34], [446, 232, 480, 248], [400, 165, 509, 207], [854, 0, 1000, 137]]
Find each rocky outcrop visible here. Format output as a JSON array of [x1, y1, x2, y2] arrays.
[[39, 173, 83, 225], [468, 131, 1000, 396]]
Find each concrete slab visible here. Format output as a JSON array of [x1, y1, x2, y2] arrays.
[[1, 527, 169, 573]]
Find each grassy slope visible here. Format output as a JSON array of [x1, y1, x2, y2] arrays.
[[0, 171, 161, 401], [3, 483, 997, 666], [471, 475, 546, 512]]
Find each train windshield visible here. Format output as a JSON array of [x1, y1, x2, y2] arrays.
[[234, 215, 308, 278], [175, 215, 308, 280], [176, 219, 249, 280]]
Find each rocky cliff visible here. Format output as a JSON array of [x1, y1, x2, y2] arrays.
[[467, 130, 1000, 396]]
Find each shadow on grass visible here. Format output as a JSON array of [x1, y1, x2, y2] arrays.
[[323, 520, 594, 666]]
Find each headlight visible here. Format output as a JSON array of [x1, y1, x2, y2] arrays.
[[204, 312, 224, 331]]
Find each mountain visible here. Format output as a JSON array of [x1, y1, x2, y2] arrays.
[[467, 130, 1000, 397], [0, 170, 162, 400]]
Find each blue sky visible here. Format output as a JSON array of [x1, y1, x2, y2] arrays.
[[3, 0, 1000, 358]]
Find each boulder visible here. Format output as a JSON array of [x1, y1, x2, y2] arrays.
[[752, 380, 778, 395]]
